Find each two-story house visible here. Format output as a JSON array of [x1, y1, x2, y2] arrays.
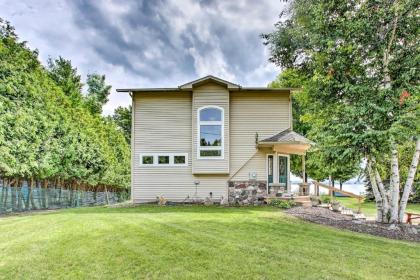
[[117, 76, 312, 203]]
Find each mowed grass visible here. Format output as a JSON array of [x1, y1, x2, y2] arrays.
[[336, 197, 420, 217], [0, 206, 419, 280]]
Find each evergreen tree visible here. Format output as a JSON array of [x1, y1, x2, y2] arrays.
[[85, 73, 112, 115], [47, 56, 83, 104], [112, 105, 132, 143], [0, 18, 130, 211]]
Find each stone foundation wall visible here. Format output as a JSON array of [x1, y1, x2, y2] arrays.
[[228, 181, 267, 205]]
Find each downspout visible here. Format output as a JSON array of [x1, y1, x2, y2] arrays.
[[130, 91, 134, 203]]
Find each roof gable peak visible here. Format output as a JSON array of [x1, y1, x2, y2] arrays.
[[178, 75, 241, 90]]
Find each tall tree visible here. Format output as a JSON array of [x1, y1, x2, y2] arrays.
[[47, 56, 83, 103], [85, 73, 112, 115], [112, 105, 132, 143], [0, 18, 130, 212], [269, 69, 360, 186], [263, 0, 419, 223]]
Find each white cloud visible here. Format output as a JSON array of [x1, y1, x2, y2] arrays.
[[0, 0, 285, 115]]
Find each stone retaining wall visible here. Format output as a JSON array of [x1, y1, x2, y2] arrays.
[[228, 181, 267, 205]]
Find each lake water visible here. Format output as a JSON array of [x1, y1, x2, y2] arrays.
[[290, 174, 366, 195]]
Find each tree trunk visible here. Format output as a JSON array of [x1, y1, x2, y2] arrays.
[[69, 182, 74, 207], [105, 186, 110, 205], [29, 178, 37, 210], [0, 178, 4, 206], [16, 179, 24, 211], [11, 179, 17, 211], [2, 179, 8, 211], [24, 179, 30, 210], [367, 158, 385, 222], [42, 179, 48, 209], [399, 138, 420, 222], [0, 178, 5, 211], [382, 7, 399, 90], [374, 166, 390, 222], [389, 140, 400, 223], [58, 185, 62, 207]]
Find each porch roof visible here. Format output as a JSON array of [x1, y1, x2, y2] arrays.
[[257, 129, 314, 155]]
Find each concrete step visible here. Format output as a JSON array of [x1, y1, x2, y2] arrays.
[[293, 196, 311, 207]]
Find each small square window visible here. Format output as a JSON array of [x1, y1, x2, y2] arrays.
[[158, 155, 170, 164], [142, 155, 154, 165], [174, 155, 186, 164]]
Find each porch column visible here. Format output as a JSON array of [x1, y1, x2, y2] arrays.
[[299, 153, 309, 196], [302, 154, 306, 183]]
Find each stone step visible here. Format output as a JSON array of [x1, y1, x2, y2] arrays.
[[293, 196, 311, 202], [293, 197, 311, 207]]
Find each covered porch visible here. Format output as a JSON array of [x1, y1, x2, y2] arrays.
[[257, 129, 314, 197]]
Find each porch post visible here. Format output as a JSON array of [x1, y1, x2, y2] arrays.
[[302, 154, 306, 183]]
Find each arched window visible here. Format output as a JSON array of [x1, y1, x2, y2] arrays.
[[198, 106, 224, 158]]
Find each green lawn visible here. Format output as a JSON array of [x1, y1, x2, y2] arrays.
[[336, 197, 420, 217], [0, 206, 419, 280]]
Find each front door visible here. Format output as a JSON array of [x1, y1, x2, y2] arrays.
[[278, 156, 288, 189]]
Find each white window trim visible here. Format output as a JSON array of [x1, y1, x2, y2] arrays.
[[197, 106, 224, 160], [139, 153, 189, 167]]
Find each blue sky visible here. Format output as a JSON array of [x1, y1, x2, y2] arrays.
[[0, 0, 285, 114]]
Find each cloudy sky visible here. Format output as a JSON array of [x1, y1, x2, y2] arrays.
[[0, 0, 285, 115]]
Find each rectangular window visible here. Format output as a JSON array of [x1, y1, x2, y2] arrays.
[[200, 150, 222, 157], [142, 155, 154, 165], [174, 155, 186, 164], [158, 156, 170, 164], [139, 153, 188, 167], [200, 125, 222, 146]]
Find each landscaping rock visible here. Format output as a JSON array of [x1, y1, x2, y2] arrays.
[[220, 196, 228, 206], [204, 197, 214, 206], [157, 195, 167, 206], [285, 206, 420, 242]]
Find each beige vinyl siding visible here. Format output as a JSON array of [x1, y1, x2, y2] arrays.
[[132, 92, 228, 202], [192, 83, 230, 174], [230, 92, 290, 181]]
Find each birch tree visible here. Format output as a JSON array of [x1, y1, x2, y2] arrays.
[[263, 0, 419, 223]]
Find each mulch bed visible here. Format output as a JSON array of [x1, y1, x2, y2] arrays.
[[285, 206, 420, 242]]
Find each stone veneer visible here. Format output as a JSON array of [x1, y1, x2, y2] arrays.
[[228, 180, 267, 205]]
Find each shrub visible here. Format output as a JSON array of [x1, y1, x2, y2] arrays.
[[269, 199, 296, 209], [320, 195, 332, 204]]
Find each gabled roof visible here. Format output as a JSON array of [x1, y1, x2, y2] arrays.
[[178, 75, 241, 90], [116, 75, 298, 93], [259, 129, 314, 145]]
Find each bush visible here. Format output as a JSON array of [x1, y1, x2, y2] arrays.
[[269, 199, 296, 209], [320, 195, 332, 204]]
